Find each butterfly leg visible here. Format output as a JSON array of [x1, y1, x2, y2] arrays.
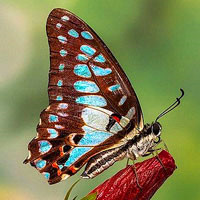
[[152, 140, 169, 172], [142, 151, 153, 157], [126, 158, 130, 166], [154, 149, 168, 172], [142, 148, 159, 157], [146, 149, 167, 172], [161, 139, 169, 152], [131, 161, 142, 190]]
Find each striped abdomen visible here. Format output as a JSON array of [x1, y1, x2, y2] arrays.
[[81, 145, 127, 179]]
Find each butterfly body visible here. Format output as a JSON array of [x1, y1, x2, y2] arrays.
[[82, 122, 162, 178], [24, 8, 165, 185]]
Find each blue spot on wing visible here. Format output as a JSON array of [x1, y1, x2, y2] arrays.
[[57, 35, 67, 43], [91, 65, 112, 76], [56, 23, 62, 29], [59, 165, 64, 170], [74, 81, 99, 93], [76, 54, 89, 61], [119, 95, 127, 106], [81, 31, 93, 40], [76, 95, 107, 107], [58, 103, 68, 109], [79, 126, 112, 145], [43, 172, 50, 180], [47, 128, 58, 138], [68, 29, 79, 38], [57, 80, 63, 87], [65, 147, 91, 167], [61, 16, 69, 21], [94, 54, 106, 63], [80, 45, 96, 56], [59, 64, 65, 71], [36, 159, 46, 169], [39, 140, 52, 153], [108, 84, 121, 91], [49, 115, 58, 122], [74, 64, 91, 78], [56, 96, 63, 101], [60, 50, 67, 57]]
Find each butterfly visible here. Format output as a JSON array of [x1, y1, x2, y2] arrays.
[[24, 8, 184, 185]]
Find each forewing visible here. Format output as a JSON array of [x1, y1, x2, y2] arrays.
[[47, 8, 143, 127]]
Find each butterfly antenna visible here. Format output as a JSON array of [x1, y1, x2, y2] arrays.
[[155, 88, 184, 122]]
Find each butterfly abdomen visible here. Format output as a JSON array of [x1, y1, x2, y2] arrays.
[[81, 146, 127, 179]]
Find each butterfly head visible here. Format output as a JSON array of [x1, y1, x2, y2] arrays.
[[143, 122, 162, 140]]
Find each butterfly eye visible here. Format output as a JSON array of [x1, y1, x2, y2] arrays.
[[152, 122, 162, 136]]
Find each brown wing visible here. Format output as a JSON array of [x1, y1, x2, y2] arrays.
[[24, 8, 144, 185], [47, 8, 143, 126]]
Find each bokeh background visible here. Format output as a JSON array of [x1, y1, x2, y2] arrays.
[[0, 0, 199, 199]]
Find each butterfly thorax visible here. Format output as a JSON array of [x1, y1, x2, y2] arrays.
[[127, 122, 162, 160]]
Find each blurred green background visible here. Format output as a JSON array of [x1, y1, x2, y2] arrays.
[[0, 0, 199, 199]]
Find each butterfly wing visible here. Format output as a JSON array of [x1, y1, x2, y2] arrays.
[[47, 8, 143, 125], [24, 8, 144, 185]]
